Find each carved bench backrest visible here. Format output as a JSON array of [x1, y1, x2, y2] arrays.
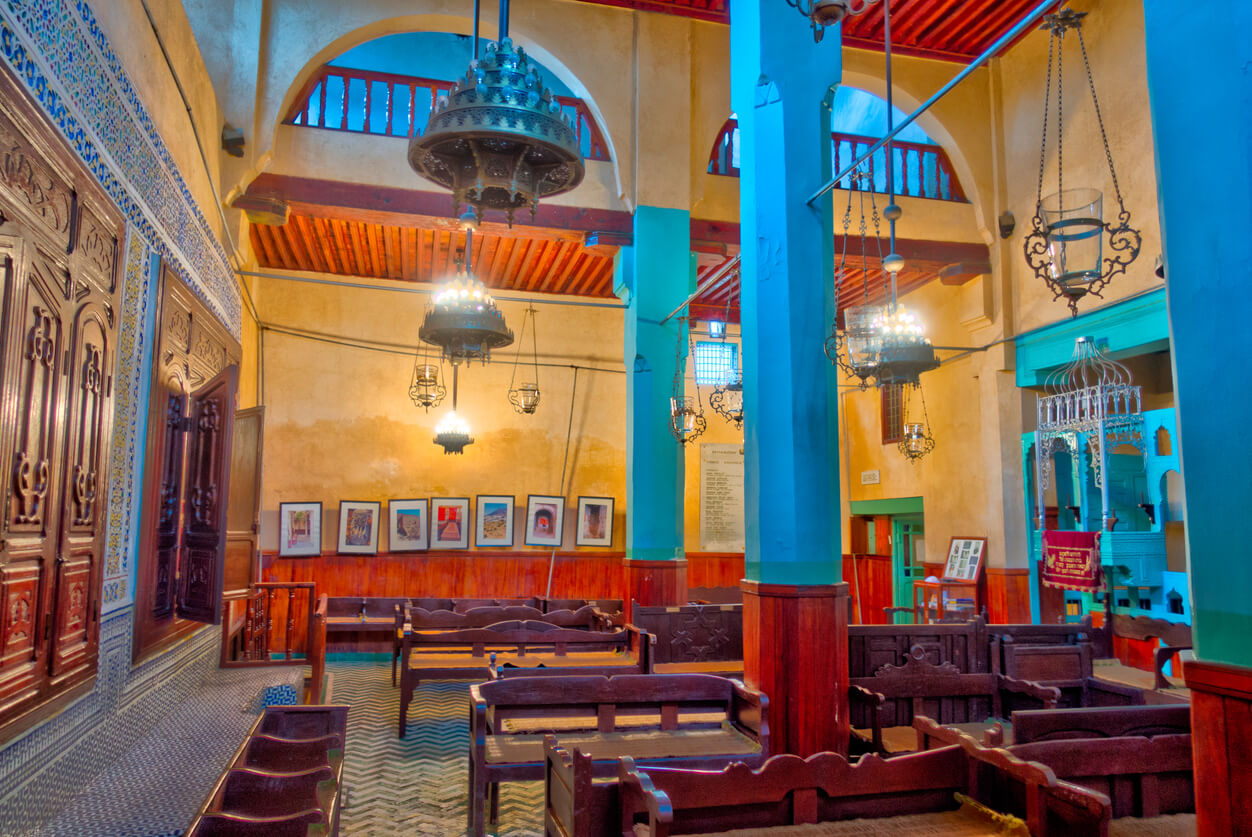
[[1011, 704, 1191, 744]]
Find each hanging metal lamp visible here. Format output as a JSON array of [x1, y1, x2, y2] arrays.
[[1023, 8, 1141, 317], [507, 305, 542, 414], [669, 317, 707, 445], [419, 228, 513, 365], [434, 367, 475, 454], [898, 383, 935, 462], [825, 168, 887, 387], [407, 0, 585, 227], [784, 0, 881, 42], [709, 289, 744, 431], [408, 344, 447, 412]]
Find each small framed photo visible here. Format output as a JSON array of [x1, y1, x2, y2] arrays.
[[525, 495, 565, 547], [431, 498, 471, 550], [389, 499, 428, 552], [337, 500, 381, 554], [476, 495, 515, 547], [279, 502, 322, 557], [575, 496, 614, 547]]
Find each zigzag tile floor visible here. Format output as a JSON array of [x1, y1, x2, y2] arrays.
[[329, 661, 544, 837]]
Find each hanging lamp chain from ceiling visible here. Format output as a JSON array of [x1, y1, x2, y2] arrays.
[[670, 316, 707, 445]]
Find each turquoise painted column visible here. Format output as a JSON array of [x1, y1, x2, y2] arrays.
[[616, 206, 693, 612], [731, 0, 847, 757], [1144, 4, 1252, 831]]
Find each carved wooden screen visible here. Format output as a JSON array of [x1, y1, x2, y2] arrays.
[[133, 266, 240, 662], [0, 65, 123, 741]]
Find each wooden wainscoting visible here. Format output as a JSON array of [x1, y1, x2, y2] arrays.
[[842, 554, 893, 624], [986, 567, 1031, 624]]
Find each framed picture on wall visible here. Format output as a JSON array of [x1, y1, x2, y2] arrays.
[[475, 495, 515, 547], [389, 498, 428, 552], [431, 497, 471, 550], [525, 495, 565, 547], [337, 500, 381, 554], [278, 502, 322, 557], [942, 536, 987, 582], [575, 496, 614, 547]]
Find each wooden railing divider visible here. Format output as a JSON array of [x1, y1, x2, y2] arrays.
[[285, 65, 610, 162], [220, 582, 327, 704]]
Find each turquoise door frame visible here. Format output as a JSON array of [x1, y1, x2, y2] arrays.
[[891, 514, 925, 624]]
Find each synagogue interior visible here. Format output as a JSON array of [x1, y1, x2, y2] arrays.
[[0, 0, 1247, 834]]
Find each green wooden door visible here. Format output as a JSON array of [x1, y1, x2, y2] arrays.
[[892, 514, 925, 623]]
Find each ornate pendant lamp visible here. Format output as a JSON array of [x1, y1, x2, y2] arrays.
[[826, 169, 887, 386], [1034, 336, 1144, 530], [419, 228, 513, 365], [1023, 9, 1141, 317], [709, 287, 744, 431], [898, 383, 935, 462], [407, 0, 585, 227], [434, 367, 475, 454], [784, 0, 881, 42], [408, 342, 447, 412], [507, 305, 541, 414], [670, 317, 707, 445]]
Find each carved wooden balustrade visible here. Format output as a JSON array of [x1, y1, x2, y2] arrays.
[[221, 582, 327, 704]]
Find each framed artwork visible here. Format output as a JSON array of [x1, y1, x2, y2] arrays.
[[389, 499, 428, 552], [575, 496, 614, 547], [476, 495, 515, 547], [431, 497, 471, 550], [525, 495, 565, 547], [338, 500, 381, 554], [278, 502, 322, 557], [942, 536, 987, 582]]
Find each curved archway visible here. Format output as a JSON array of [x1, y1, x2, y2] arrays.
[[271, 13, 622, 196]]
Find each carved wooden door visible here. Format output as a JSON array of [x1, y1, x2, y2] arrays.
[[151, 384, 189, 619], [176, 365, 238, 624], [0, 237, 66, 710], [224, 406, 264, 598]]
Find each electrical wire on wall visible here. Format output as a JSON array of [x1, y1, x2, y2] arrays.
[[545, 367, 580, 599]]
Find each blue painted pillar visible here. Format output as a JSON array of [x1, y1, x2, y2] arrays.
[[732, 0, 847, 756], [1144, 4, 1252, 831], [616, 206, 693, 613]]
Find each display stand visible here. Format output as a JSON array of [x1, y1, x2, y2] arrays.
[[912, 537, 987, 624]]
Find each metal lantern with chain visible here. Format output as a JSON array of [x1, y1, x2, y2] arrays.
[[507, 305, 542, 414], [408, 340, 447, 412], [898, 383, 935, 462], [708, 285, 744, 431], [825, 169, 887, 386], [1023, 8, 1141, 317], [407, 0, 585, 227], [784, 0, 881, 42], [670, 317, 707, 445]]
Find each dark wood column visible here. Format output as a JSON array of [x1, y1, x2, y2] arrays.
[[1184, 660, 1252, 835], [623, 558, 687, 621], [741, 581, 849, 757]]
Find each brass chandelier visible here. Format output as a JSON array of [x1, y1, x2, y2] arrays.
[[1022, 8, 1141, 317], [418, 229, 513, 365], [407, 0, 585, 227]]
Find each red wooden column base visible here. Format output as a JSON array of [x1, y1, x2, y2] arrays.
[[1183, 659, 1252, 835], [741, 580, 850, 758], [623, 558, 688, 621]]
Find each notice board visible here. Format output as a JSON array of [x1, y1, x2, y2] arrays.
[[700, 443, 745, 552]]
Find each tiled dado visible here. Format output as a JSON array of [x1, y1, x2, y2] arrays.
[[0, 607, 218, 832]]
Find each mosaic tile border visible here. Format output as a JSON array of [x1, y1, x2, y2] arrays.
[[0, 0, 240, 337]]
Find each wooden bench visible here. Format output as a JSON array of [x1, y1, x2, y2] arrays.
[[186, 705, 348, 837], [993, 637, 1143, 708], [1110, 614, 1193, 690], [470, 673, 768, 837], [1009, 704, 1191, 745], [543, 597, 624, 622], [631, 602, 743, 676], [850, 644, 1060, 754], [544, 733, 1112, 837], [398, 620, 652, 737], [849, 615, 990, 678]]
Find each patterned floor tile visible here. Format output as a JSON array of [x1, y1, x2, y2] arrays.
[[328, 662, 544, 837]]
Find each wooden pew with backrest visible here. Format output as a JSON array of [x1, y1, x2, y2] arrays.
[[186, 704, 349, 837], [850, 644, 1060, 754], [470, 673, 768, 837], [992, 636, 1144, 708], [848, 615, 990, 678], [630, 601, 743, 676], [398, 620, 652, 737], [1009, 704, 1191, 745], [542, 597, 624, 622], [685, 586, 742, 605], [1109, 613, 1193, 690], [544, 734, 1112, 837]]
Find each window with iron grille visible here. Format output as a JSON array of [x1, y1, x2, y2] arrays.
[[694, 341, 738, 386], [881, 383, 904, 444]]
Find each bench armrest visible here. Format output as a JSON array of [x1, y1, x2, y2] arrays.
[[1085, 677, 1144, 704], [625, 624, 655, 672], [849, 685, 885, 754], [998, 674, 1062, 709], [1155, 644, 1192, 690], [731, 681, 770, 753], [618, 757, 674, 837], [469, 685, 489, 765]]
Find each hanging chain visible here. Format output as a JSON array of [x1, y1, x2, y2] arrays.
[[1034, 23, 1056, 205], [1076, 28, 1126, 212], [530, 306, 540, 389], [507, 305, 528, 392], [1056, 21, 1064, 203]]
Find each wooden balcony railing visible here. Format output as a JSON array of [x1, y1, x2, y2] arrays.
[[285, 65, 611, 162], [221, 582, 327, 704], [708, 118, 966, 203]]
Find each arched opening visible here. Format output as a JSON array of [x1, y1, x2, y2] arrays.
[[283, 31, 609, 161]]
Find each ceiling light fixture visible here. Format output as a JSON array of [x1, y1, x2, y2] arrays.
[[670, 317, 707, 445], [785, 0, 881, 42], [507, 304, 542, 414], [418, 228, 513, 366]]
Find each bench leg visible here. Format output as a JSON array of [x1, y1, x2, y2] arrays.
[[488, 781, 500, 828], [391, 644, 397, 686], [398, 679, 414, 738], [468, 763, 487, 837]]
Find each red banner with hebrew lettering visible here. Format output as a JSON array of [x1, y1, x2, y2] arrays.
[[1041, 530, 1103, 593]]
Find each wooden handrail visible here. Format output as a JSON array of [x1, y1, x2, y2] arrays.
[[308, 595, 328, 704], [284, 64, 611, 162], [707, 117, 966, 203], [221, 583, 320, 696]]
